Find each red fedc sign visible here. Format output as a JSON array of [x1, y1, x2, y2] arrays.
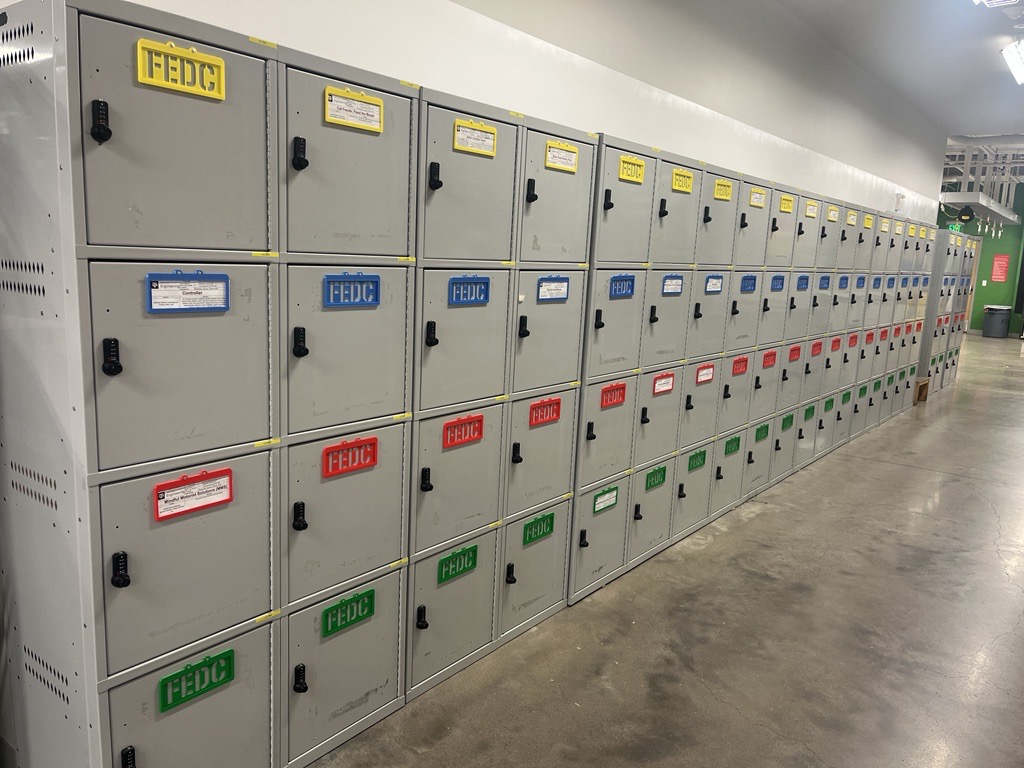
[[992, 254, 1010, 283]]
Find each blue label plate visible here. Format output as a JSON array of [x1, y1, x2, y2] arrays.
[[609, 274, 635, 299], [856, 276, 866, 289], [770, 275, 786, 292], [796, 275, 810, 291], [740, 275, 757, 293], [923, 277, 930, 286], [838, 276, 849, 289], [323, 273, 380, 308], [147, 270, 229, 314], [704, 274, 725, 294], [662, 274, 684, 296], [872, 277, 882, 289], [819, 275, 830, 289], [887, 276, 896, 288], [537, 275, 570, 303], [912, 277, 920, 286], [448, 275, 490, 305], [901, 277, 909, 287]]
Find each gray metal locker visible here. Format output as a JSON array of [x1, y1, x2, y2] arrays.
[[801, 338, 826, 404], [686, 271, 731, 358], [806, 273, 832, 337], [90, 261, 270, 470], [821, 336, 843, 394], [719, 352, 754, 433], [593, 146, 656, 262], [763, 187, 797, 268], [776, 343, 803, 411], [897, 275, 912, 323], [863, 274, 883, 328], [710, 432, 745, 515], [101, 453, 270, 674], [848, 274, 868, 328], [853, 210, 876, 272], [868, 378, 884, 426], [882, 327, 898, 373], [409, 530, 497, 688], [879, 373, 896, 421], [499, 502, 570, 636], [288, 572, 401, 761], [919, 277, 930, 319], [108, 626, 271, 768], [878, 275, 897, 327], [869, 216, 890, 272], [749, 348, 780, 424], [734, 182, 772, 266], [757, 272, 787, 346], [285, 69, 412, 256], [904, 364, 919, 409], [791, 196, 821, 268], [769, 411, 797, 482], [520, 129, 595, 263], [887, 219, 908, 273], [838, 332, 859, 389], [422, 105, 517, 261], [588, 270, 646, 377], [793, 403, 816, 468], [419, 270, 510, 410], [855, 330, 875, 381], [672, 443, 714, 536], [835, 389, 854, 444], [899, 222, 918, 272], [571, 478, 630, 599], [897, 323, 913, 367], [578, 378, 638, 488], [513, 270, 585, 392], [635, 369, 684, 465], [414, 405, 502, 553], [835, 207, 860, 270], [850, 382, 870, 438], [742, 421, 772, 495], [813, 395, 837, 455], [783, 272, 812, 341], [642, 271, 692, 366], [908, 276, 921, 320], [508, 391, 577, 516], [695, 173, 739, 265], [680, 360, 721, 448], [816, 201, 843, 268], [80, 16, 269, 250], [724, 271, 761, 351], [829, 274, 851, 333], [288, 424, 405, 601], [870, 328, 888, 378], [649, 161, 703, 264], [288, 266, 408, 433], [628, 461, 675, 562]]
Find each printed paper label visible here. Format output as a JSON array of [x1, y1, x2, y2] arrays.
[[846, 210, 858, 226], [537, 276, 570, 301], [705, 275, 724, 294], [453, 119, 497, 157], [662, 275, 684, 295], [749, 188, 767, 209], [696, 363, 715, 384], [153, 469, 232, 522], [827, 205, 840, 223], [804, 200, 819, 219], [324, 87, 384, 133], [148, 273, 229, 313], [653, 372, 675, 395], [545, 140, 578, 173], [594, 486, 618, 513]]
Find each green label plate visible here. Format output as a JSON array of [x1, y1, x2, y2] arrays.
[[887, 375, 895, 386], [824, 398, 834, 413], [781, 414, 794, 431], [438, 545, 478, 584], [873, 380, 882, 392], [804, 405, 815, 420], [594, 486, 618, 514], [159, 649, 234, 713], [859, 385, 868, 398], [899, 370, 906, 380], [645, 465, 667, 491], [322, 588, 375, 638], [755, 423, 769, 442], [688, 449, 707, 472], [910, 366, 917, 376], [842, 391, 851, 404], [724, 435, 741, 456], [523, 512, 555, 546]]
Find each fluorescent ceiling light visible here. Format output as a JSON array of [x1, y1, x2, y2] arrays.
[[976, 0, 1020, 7], [1003, 39, 1024, 84]]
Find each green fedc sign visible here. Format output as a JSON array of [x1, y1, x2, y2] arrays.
[[159, 649, 234, 713], [755, 423, 769, 442], [322, 588, 375, 639], [688, 449, 707, 472], [523, 512, 555, 546], [438, 545, 478, 584], [781, 414, 794, 431], [824, 398, 834, 413], [804, 405, 815, 421], [645, 465, 667, 491], [724, 435, 741, 456], [842, 391, 851, 404]]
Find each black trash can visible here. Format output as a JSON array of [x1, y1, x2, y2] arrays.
[[982, 305, 1012, 338]]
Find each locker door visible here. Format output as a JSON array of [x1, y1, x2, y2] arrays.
[[913, 237, 927, 274], [816, 202, 843, 269], [806, 273, 832, 337], [863, 275, 883, 328], [108, 627, 270, 768], [588, 270, 646, 377], [757, 272, 787, 345], [409, 531, 497, 687], [680, 361, 720, 448], [793, 403, 816, 468], [776, 344, 803, 411], [649, 162, 702, 264], [734, 183, 772, 266], [814, 396, 837, 455], [905, 365, 919, 409], [628, 462, 675, 562], [919, 278, 930, 319], [893, 369, 908, 413], [686, 271, 731, 358], [572, 480, 629, 595], [725, 272, 761, 351], [578, 379, 638, 488], [769, 411, 797, 481], [868, 379, 884, 425], [836, 207, 860, 270], [908, 276, 921, 320], [856, 330, 875, 381], [101, 454, 270, 674], [499, 503, 570, 635], [850, 383, 870, 437], [288, 573, 400, 761], [871, 329, 888, 378], [520, 130, 595, 263], [848, 274, 867, 328], [872, 217, 892, 272], [821, 336, 843, 394], [791, 196, 820, 268], [593, 148, 656, 262], [288, 266, 408, 433], [642, 271, 691, 367], [898, 323, 913, 367], [711, 433, 745, 514], [672, 444, 713, 535], [749, 348, 780, 424], [880, 374, 896, 421], [635, 369, 683, 465], [422, 106, 517, 261], [801, 338, 826, 404], [834, 389, 853, 443], [288, 425, 406, 602], [897, 276, 912, 323], [719, 353, 754, 433], [508, 391, 577, 516], [742, 421, 773, 495], [838, 333, 859, 389], [887, 220, 907, 273], [414, 406, 502, 552], [91, 262, 269, 470], [899, 224, 917, 272], [764, 188, 796, 268], [695, 174, 739, 265], [286, 69, 412, 256], [513, 271, 585, 392], [878, 275, 897, 327], [853, 211, 875, 271], [80, 17, 268, 250], [784, 273, 812, 341], [885, 327, 900, 373], [829, 275, 851, 334]]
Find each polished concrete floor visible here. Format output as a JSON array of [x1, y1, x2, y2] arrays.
[[314, 335, 1024, 768]]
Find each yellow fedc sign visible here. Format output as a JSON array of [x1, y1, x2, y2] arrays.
[[137, 39, 225, 100], [778, 194, 794, 214], [672, 168, 694, 193], [863, 213, 874, 228], [618, 155, 645, 183], [713, 178, 733, 201]]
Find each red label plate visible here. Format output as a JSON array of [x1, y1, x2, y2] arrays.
[[788, 345, 801, 362], [695, 363, 715, 385], [323, 436, 379, 477], [848, 333, 858, 347], [442, 414, 485, 448], [529, 397, 561, 426], [601, 382, 627, 408], [916, 321, 923, 331], [731, 356, 749, 376], [831, 337, 842, 352], [153, 468, 233, 522], [762, 350, 777, 368], [905, 323, 913, 334], [880, 328, 889, 340], [653, 372, 675, 395], [894, 325, 902, 337], [865, 331, 875, 344], [811, 340, 823, 356]]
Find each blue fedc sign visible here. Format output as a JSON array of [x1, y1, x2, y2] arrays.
[[609, 274, 635, 299], [740, 274, 757, 293], [448, 275, 491, 305], [856, 276, 866, 288], [797, 275, 810, 291], [323, 272, 381, 308], [146, 270, 230, 314], [771, 275, 786, 292], [819, 275, 830, 289], [839, 276, 850, 289]]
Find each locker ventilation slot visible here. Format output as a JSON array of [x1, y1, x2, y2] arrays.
[[10, 460, 58, 511], [0, 22, 35, 70], [0, 260, 47, 298], [23, 645, 70, 706]]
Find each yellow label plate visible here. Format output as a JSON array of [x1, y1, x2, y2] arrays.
[[749, 187, 768, 209], [907, 224, 917, 237], [846, 210, 858, 226], [324, 87, 383, 133], [804, 200, 819, 219], [137, 39, 225, 100], [453, 118, 497, 157], [618, 155, 645, 183], [879, 218, 891, 233], [545, 140, 578, 173], [827, 205, 840, 223], [919, 228, 927, 239], [863, 213, 874, 229], [778, 194, 795, 214], [894, 221, 905, 235], [930, 229, 936, 241], [672, 168, 694, 193], [713, 179, 733, 201], [956, 235, 963, 247]]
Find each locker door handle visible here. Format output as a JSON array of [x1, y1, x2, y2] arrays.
[[889, 342, 895, 351], [677, 483, 687, 499], [875, 236, 881, 248], [762, 298, 770, 313], [836, 412, 843, 421], [854, 404, 860, 413], [640, 407, 650, 425], [770, 217, 779, 233], [120, 746, 137, 768], [633, 504, 643, 521], [754, 376, 762, 390], [781, 369, 789, 382], [586, 422, 597, 440], [604, 189, 615, 211], [649, 305, 659, 324], [101, 337, 124, 376], [293, 664, 309, 694], [860, 350, 866, 359], [890, 239, 896, 249], [715, 466, 724, 480], [511, 442, 524, 464], [868, 398, 874, 407], [518, 315, 531, 338], [659, 198, 669, 218], [526, 178, 539, 204], [419, 468, 434, 492], [883, 391, 889, 400], [747, 451, 755, 464], [789, 297, 796, 310], [291, 136, 310, 171], [739, 212, 748, 229], [703, 206, 712, 224], [416, 605, 429, 630], [896, 292, 902, 301], [916, 242, 920, 251], [693, 303, 703, 319], [722, 385, 731, 400], [428, 162, 443, 190], [798, 428, 805, 439], [901, 339, 907, 347], [820, 226, 828, 240], [110, 552, 131, 589], [875, 346, 881, 356], [804, 363, 811, 375], [774, 439, 782, 451], [825, 359, 832, 369], [850, 295, 857, 305], [685, 395, 694, 411], [292, 502, 309, 531], [594, 309, 605, 329], [579, 530, 590, 548], [731, 301, 739, 316], [843, 353, 849, 363], [867, 294, 874, 304], [858, 233, 864, 244], [812, 296, 819, 308], [425, 320, 439, 347], [90, 99, 113, 144], [904, 241, 910, 250], [882, 293, 888, 303], [818, 420, 825, 430], [505, 563, 518, 584], [840, 229, 848, 243], [832, 294, 839, 306], [292, 327, 309, 358], [797, 222, 805, 237]]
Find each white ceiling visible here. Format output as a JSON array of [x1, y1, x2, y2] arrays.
[[772, 0, 1024, 138]]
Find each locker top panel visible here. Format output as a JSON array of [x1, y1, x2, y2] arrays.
[[421, 87, 527, 126], [277, 45, 422, 100], [524, 115, 600, 147]]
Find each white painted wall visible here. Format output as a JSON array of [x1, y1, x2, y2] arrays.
[[129, 0, 944, 219]]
